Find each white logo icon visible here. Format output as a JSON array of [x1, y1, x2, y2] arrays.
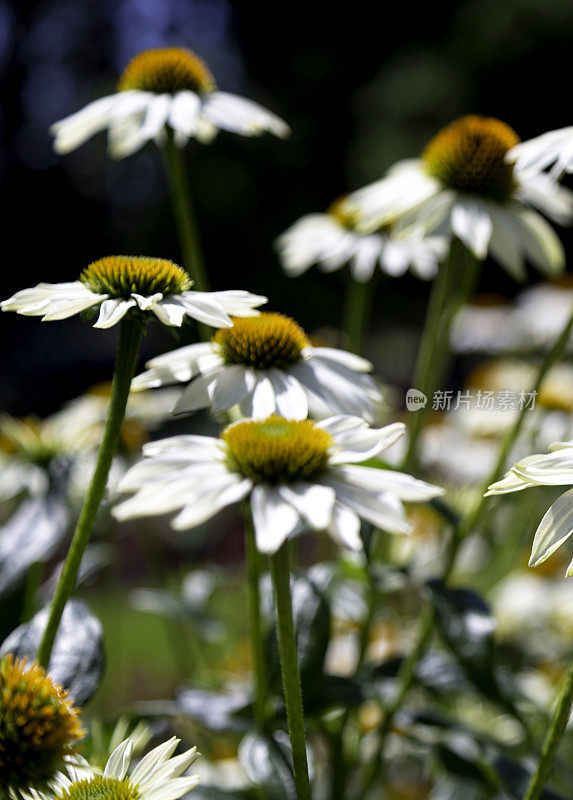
[[406, 389, 427, 411]]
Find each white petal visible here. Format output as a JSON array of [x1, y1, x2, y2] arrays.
[[93, 298, 136, 328], [173, 371, 222, 415], [530, 488, 573, 568], [308, 347, 373, 373], [268, 369, 309, 419], [168, 91, 201, 136], [242, 376, 277, 419], [277, 483, 336, 529], [211, 365, 256, 413], [329, 421, 406, 464], [130, 738, 180, 784], [335, 465, 444, 500], [104, 739, 133, 779], [450, 199, 493, 259], [201, 91, 290, 138], [327, 502, 363, 550], [171, 477, 252, 529], [250, 484, 300, 553]]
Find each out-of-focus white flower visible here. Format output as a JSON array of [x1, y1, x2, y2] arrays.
[[452, 283, 573, 355], [487, 441, 573, 575], [343, 116, 573, 278], [51, 47, 289, 158], [29, 737, 200, 800], [114, 415, 443, 553], [132, 312, 383, 421], [1, 256, 266, 330], [276, 198, 446, 282]]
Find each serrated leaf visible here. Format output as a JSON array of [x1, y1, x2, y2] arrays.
[[0, 599, 104, 705]]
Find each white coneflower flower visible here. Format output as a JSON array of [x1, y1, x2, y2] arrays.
[[29, 736, 200, 800], [113, 414, 443, 553], [0, 655, 84, 798], [1, 256, 266, 329], [132, 312, 382, 420], [50, 47, 289, 158], [276, 198, 447, 282], [487, 441, 573, 575], [507, 126, 573, 179], [343, 115, 573, 279]]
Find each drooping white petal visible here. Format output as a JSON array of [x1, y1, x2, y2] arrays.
[[327, 502, 363, 550], [250, 484, 300, 553], [171, 477, 252, 529], [268, 369, 309, 419], [241, 376, 277, 419], [277, 483, 336, 529], [173, 371, 223, 415], [513, 206, 565, 277], [177, 292, 233, 327], [201, 91, 290, 138], [529, 488, 573, 568], [450, 199, 493, 259], [334, 464, 443, 500], [50, 95, 130, 154], [307, 347, 373, 373], [211, 365, 256, 413], [328, 421, 406, 463], [94, 298, 136, 328], [204, 289, 268, 317], [321, 476, 412, 534], [168, 90, 202, 137]]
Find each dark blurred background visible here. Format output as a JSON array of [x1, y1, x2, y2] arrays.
[[2, 0, 573, 415]]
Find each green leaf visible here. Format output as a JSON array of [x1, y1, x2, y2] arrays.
[[1, 599, 105, 705], [238, 732, 297, 800]]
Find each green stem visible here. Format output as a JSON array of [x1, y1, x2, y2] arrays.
[[403, 240, 479, 474], [361, 303, 573, 793], [37, 318, 143, 668], [523, 661, 573, 800], [269, 545, 312, 800], [343, 274, 376, 354], [245, 511, 268, 729]]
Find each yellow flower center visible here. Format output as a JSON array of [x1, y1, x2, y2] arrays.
[[59, 777, 141, 800], [423, 115, 520, 202], [223, 416, 333, 484], [213, 313, 310, 369], [0, 655, 84, 796], [0, 416, 61, 466], [118, 47, 216, 95], [80, 256, 192, 299]]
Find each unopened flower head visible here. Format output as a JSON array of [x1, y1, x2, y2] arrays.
[[132, 311, 382, 420], [487, 441, 573, 577], [1, 255, 267, 330], [276, 194, 446, 282], [113, 414, 443, 553], [343, 115, 573, 278], [31, 736, 200, 800], [50, 46, 290, 159], [0, 655, 84, 798]]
